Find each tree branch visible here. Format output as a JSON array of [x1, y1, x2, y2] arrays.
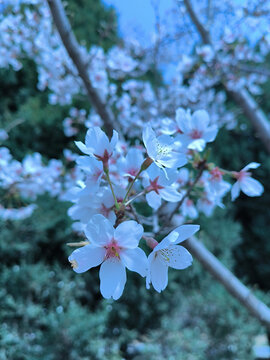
[[184, 236, 270, 330], [183, 0, 210, 44], [183, 0, 270, 154], [46, 0, 121, 137], [227, 88, 270, 153]]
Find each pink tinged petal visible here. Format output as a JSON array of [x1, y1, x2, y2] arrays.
[[85, 214, 114, 246], [231, 181, 240, 201], [68, 245, 105, 273], [120, 248, 148, 277], [149, 252, 168, 292], [114, 220, 143, 249], [159, 187, 182, 202], [172, 224, 200, 244], [146, 191, 161, 210], [240, 177, 264, 197], [160, 245, 192, 270], [242, 162, 260, 171], [203, 126, 218, 142], [99, 258, 126, 300]]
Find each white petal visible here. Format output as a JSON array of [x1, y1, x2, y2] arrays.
[[175, 108, 192, 133], [242, 162, 260, 171], [158, 152, 187, 169], [75, 141, 91, 155], [188, 139, 206, 152], [172, 224, 200, 244], [114, 220, 143, 248], [120, 248, 148, 277], [110, 130, 119, 153], [155, 231, 180, 251], [231, 181, 240, 201], [68, 245, 105, 273], [85, 214, 114, 246], [149, 252, 168, 292], [142, 125, 157, 159], [191, 110, 210, 130], [203, 126, 218, 142], [160, 245, 192, 269], [160, 187, 182, 202], [240, 177, 264, 197], [99, 258, 126, 300], [85, 127, 108, 156], [146, 191, 161, 210]]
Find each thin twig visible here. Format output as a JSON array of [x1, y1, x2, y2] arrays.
[[168, 163, 205, 222]]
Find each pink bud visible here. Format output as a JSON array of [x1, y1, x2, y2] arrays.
[[145, 237, 158, 249]]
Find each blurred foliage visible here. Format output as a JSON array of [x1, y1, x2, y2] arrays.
[[210, 112, 270, 290], [0, 199, 263, 359], [0, 0, 269, 359]]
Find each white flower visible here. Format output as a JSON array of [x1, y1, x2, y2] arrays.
[[69, 215, 147, 300], [175, 108, 218, 152], [76, 156, 103, 187], [143, 164, 182, 210], [75, 127, 118, 167], [146, 224, 200, 292], [142, 124, 187, 170], [181, 198, 198, 219], [117, 148, 144, 179], [231, 162, 264, 201]]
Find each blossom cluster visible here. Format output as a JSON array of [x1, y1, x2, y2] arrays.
[[0, 0, 266, 300], [66, 108, 263, 299], [2, 0, 270, 137]]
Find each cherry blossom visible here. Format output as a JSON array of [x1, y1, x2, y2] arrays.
[[143, 164, 182, 210], [142, 124, 187, 171], [175, 108, 218, 152], [75, 127, 118, 168], [68, 214, 147, 300], [146, 224, 200, 292], [231, 162, 264, 201]]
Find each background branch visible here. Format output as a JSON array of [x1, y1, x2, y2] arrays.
[[46, 0, 122, 137], [183, 0, 270, 154], [184, 237, 270, 330]]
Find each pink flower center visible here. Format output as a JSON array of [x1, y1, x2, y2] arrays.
[[186, 199, 193, 206], [104, 240, 122, 259], [190, 129, 203, 139], [128, 168, 138, 177], [210, 167, 223, 182], [235, 170, 250, 181], [94, 149, 111, 168], [148, 176, 164, 194], [100, 203, 111, 218]]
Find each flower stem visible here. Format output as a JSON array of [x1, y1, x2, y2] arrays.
[[122, 157, 153, 204], [125, 190, 146, 206], [122, 171, 142, 204], [104, 168, 119, 209]]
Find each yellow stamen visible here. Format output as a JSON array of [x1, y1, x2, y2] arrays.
[[69, 259, 78, 269]]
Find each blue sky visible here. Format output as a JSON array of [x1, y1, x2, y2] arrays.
[[102, 0, 174, 45]]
